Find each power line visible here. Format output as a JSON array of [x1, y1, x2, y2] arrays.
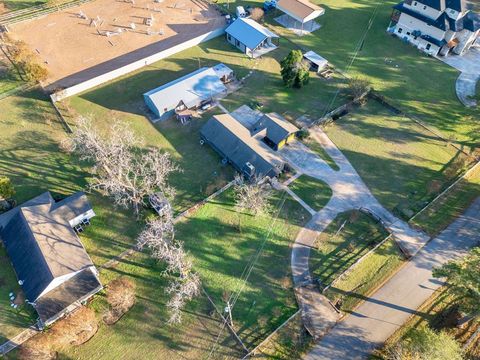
[[206, 190, 289, 359]]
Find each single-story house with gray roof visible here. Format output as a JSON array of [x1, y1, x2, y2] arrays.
[[0, 191, 101, 328], [225, 18, 279, 58], [200, 114, 285, 179]]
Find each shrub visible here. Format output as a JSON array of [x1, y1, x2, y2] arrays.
[[104, 277, 136, 325], [348, 77, 371, 103], [0, 176, 15, 200]]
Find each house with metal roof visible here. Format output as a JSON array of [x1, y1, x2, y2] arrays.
[[200, 114, 286, 179], [143, 64, 233, 120], [388, 0, 480, 56], [303, 51, 329, 73], [275, 0, 325, 35], [0, 192, 101, 328], [225, 18, 279, 58]]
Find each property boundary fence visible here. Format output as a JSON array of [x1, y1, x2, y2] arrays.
[[50, 27, 226, 102], [408, 160, 480, 223], [241, 309, 301, 359], [0, 0, 93, 27]]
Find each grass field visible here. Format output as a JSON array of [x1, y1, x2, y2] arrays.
[[56, 252, 243, 360], [309, 210, 389, 288], [176, 189, 310, 348], [324, 100, 472, 218], [325, 238, 405, 313], [289, 175, 332, 211], [265, 0, 480, 146], [411, 164, 480, 236], [0, 247, 36, 343]]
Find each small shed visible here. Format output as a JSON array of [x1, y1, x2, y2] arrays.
[[303, 51, 328, 73]]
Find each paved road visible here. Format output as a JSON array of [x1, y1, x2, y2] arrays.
[[281, 128, 429, 339], [306, 198, 480, 360]]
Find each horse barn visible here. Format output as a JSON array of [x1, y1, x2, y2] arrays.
[[143, 64, 234, 121], [225, 18, 280, 58], [0, 192, 101, 328], [275, 0, 325, 35]]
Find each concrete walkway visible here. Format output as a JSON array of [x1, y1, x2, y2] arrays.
[[456, 72, 479, 107], [436, 48, 480, 108], [307, 197, 480, 359], [281, 127, 429, 340], [0, 326, 39, 355]]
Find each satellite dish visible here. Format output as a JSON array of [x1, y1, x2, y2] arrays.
[[18, 280, 24, 285]]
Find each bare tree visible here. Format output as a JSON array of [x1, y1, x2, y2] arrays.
[[68, 116, 179, 216], [233, 174, 271, 216], [138, 215, 201, 324], [347, 76, 371, 103]]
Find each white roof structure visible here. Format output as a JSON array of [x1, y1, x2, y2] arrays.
[[276, 0, 325, 23], [143, 64, 232, 117], [303, 51, 328, 69]]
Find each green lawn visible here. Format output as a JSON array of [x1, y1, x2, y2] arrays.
[[289, 175, 332, 211], [411, 165, 480, 236], [0, 89, 144, 339], [326, 238, 405, 313], [263, 0, 479, 147], [56, 252, 243, 360], [324, 100, 472, 218], [176, 189, 310, 348], [309, 210, 389, 288], [1, 0, 45, 12], [0, 247, 36, 343]]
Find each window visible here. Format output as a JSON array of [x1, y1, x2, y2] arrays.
[[406, 32, 411, 35], [235, 39, 240, 46], [164, 107, 168, 112], [227, 34, 231, 41], [426, 43, 431, 50], [423, 5, 427, 9], [398, 28, 403, 33], [414, 1, 417, 5]]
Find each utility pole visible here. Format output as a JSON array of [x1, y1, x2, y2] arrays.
[[224, 301, 233, 327]]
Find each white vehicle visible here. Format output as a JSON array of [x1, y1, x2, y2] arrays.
[[236, 6, 247, 18]]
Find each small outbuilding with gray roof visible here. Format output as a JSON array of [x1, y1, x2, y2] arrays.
[[0, 191, 101, 328], [225, 18, 279, 58]]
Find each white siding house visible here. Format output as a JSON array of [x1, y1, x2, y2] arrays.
[[388, 0, 480, 56]]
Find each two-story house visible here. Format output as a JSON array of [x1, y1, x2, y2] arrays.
[[388, 0, 480, 56]]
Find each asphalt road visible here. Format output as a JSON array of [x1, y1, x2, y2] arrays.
[[306, 198, 480, 360]]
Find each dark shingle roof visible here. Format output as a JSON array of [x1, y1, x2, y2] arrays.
[[0, 192, 95, 302], [200, 114, 284, 178], [394, 3, 450, 30], [35, 268, 102, 324], [252, 113, 299, 145]]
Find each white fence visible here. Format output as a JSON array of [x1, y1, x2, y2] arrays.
[[50, 27, 226, 102]]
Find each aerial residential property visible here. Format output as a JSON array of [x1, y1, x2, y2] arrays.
[[0, 192, 101, 328], [0, 0, 479, 358], [388, 0, 480, 56]]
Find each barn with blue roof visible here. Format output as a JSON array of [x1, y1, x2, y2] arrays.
[[225, 18, 279, 58]]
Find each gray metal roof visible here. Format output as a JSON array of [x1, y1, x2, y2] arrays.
[[0, 192, 95, 302], [201, 114, 284, 178], [225, 18, 279, 50]]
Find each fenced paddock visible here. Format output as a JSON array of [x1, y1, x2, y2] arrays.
[[7, 0, 225, 90]]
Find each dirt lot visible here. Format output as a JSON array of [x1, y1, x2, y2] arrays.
[[8, 0, 224, 88]]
